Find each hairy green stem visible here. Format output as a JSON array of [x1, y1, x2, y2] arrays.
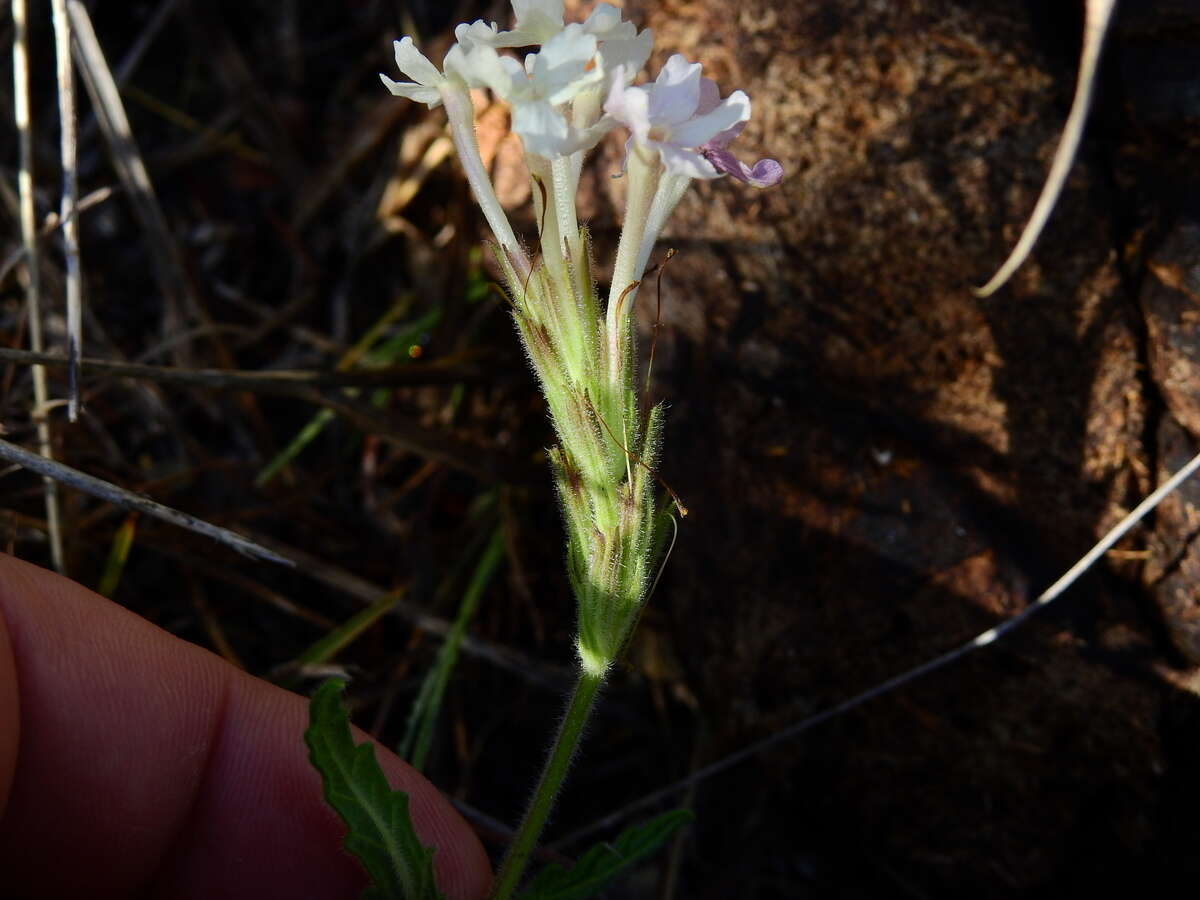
[[551, 155, 580, 262], [491, 667, 606, 900], [605, 149, 659, 387]]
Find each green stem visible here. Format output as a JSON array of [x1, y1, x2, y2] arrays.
[[491, 666, 606, 900]]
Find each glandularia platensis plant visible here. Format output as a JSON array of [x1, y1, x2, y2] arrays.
[[380, 2, 782, 895]]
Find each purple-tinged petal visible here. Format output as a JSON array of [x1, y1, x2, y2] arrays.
[[694, 78, 721, 116], [648, 54, 702, 125], [705, 118, 746, 150], [656, 141, 720, 180], [612, 134, 637, 176], [700, 145, 783, 187], [669, 90, 750, 148]]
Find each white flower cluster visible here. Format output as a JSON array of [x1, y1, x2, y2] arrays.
[[382, 0, 782, 367], [381, 0, 781, 188], [381, 3, 782, 688]]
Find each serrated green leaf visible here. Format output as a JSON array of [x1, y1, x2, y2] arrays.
[[516, 809, 693, 900], [305, 679, 446, 900]]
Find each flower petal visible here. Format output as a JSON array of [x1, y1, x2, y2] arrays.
[[454, 20, 502, 48], [583, 3, 638, 41], [604, 73, 652, 144], [694, 77, 721, 116], [656, 141, 720, 180], [512, 99, 575, 157], [669, 90, 750, 147], [647, 55, 702, 125], [701, 145, 784, 186], [705, 118, 747, 150], [511, 0, 566, 44], [447, 43, 520, 98], [393, 36, 441, 87], [597, 29, 653, 83], [531, 25, 600, 104], [379, 74, 443, 109]]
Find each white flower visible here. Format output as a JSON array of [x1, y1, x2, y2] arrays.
[[456, 1, 644, 53], [445, 3, 651, 162], [594, 28, 653, 86], [604, 54, 781, 185], [460, 25, 608, 158], [581, 3, 638, 42], [508, 0, 567, 44], [453, 19, 504, 49], [456, 0, 565, 49], [379, 37, 452, 109]]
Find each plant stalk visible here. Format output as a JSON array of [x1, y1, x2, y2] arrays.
[[491, 666, 605, 900]]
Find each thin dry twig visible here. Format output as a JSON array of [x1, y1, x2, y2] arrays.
[[68, 0, 201, 360], [975, 0, 1118, 297], [78, 0, 181, 147], [553, 445, 1200, 850], [50, 0, 83, 421], [0, 347, 529, 481], [0, 437, 294, 567], [0, 186, 114, 291], [0, 347, 494, 391], [13, 0, 66, 572]]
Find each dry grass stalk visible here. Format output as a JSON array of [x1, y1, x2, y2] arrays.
[[0, 436, 293, 567], [13, 0, 65, 572], [975, 0, 1118, 296], [50, 0, 83, 421], [67, 0, 205, 364]]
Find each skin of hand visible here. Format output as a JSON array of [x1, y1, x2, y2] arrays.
[[0, 552, 491, 899]]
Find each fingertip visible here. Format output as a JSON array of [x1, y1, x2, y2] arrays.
[[155, 671, 494, 899], [374, 744, 494, 900], [0, 552, 492, 899], [0, 597, 18, 820]]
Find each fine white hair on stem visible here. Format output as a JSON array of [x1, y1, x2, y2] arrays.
[[13, 0, 66, 573], [552, 444, 1200, 850], [51, 0, 83, 421], [974, 0, 1117, 297]]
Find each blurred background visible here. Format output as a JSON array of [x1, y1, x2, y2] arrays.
[[2, 0, 1199, 896]]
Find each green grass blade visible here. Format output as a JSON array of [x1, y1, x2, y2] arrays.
[[305, 679, 446, 900], [399, 525, 505, 770], [516, 810, 694, 900], [97, 512, 138, 597], [255, 406, 337, 487], [255, 301, 439, 486], [296, 590, 400, 668]]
